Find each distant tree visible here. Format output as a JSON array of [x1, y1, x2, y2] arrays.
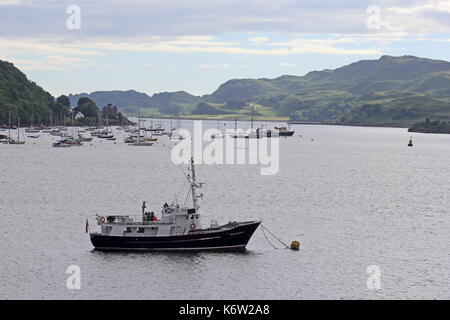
[[75, 97, 98, 119], [56, 95, 70, 108], [77, 97, 92, 107]]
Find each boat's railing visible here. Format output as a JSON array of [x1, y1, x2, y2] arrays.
[[96, 214, 168, 225]]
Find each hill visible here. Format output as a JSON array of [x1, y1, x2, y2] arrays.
[[201, 55, 450, 125], [0, 60, 67, 126], [68, 90, 153, 114], [66, 56, 450, 125], [68, 90, 202, 116], [3, 55, 450, 127]]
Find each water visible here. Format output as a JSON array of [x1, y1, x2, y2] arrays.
[[0, 120, 449, 299]]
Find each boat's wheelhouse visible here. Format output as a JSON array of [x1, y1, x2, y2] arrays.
[[96, 203, 202, 237]]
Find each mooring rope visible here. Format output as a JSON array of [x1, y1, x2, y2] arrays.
[[260, 223, 290, 249], [261, 224, 282, 249]]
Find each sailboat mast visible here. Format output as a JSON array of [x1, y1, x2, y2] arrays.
[[251, 105, 254, 130], [138, 109, 141, 141], [8, 111, 11, 140], [17, 116, 20, 140]]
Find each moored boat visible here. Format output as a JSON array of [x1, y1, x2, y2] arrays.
[[274, 125, 295, 136], [89, 157, 260, 251]]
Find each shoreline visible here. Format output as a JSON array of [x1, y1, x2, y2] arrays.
[[134, 115, 411, 130]]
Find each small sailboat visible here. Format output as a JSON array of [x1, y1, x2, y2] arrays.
[[169, 114, 185, 140], [211, 119, 224, 139], [98, 112, 115, 139], [129, 110, 154, 146], [8, 114, 25, 144], [408, 137, 413, 147], [147, 115, 167, 135], [0, 134, 8, 144], [25, 114, 41, 133]]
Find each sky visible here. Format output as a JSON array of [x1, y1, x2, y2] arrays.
[[0, 0, 449, 97]]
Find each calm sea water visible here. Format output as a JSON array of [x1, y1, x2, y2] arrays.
[[0, 120, 449, 299]]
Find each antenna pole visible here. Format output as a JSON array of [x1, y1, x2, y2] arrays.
[[190, 157, 198, 210]]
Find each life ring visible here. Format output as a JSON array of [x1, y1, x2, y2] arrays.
[[100, 216, 106, 223], [190, 222, 196, 230]]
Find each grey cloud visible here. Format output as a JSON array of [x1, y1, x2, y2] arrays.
[[0, 0, 448, 38]]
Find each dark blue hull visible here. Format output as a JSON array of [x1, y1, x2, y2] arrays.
[[278, 131, 294, 136], [90, 221, 260, 251]]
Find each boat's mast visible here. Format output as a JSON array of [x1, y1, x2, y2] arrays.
[[17, 116, 20, 141], [251, 105, 254, 130], [8, 110, 11, 140], [138, 109, 141, 141], [190, 157, 198, 210]]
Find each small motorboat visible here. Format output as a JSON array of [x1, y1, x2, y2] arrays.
[[274, 125, 295, 136]]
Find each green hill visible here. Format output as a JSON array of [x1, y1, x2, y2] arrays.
[[3, 55, 450, 127], [66, 56, 450, 125], [0, 60, 67, 126], [68, 90, 201, 116], [200, 55, 450, 125], [68, 90, 154, 114]]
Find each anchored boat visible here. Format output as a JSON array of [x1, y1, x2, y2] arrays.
[[89, 157, 260, 251], [274, 125, 295, 136]]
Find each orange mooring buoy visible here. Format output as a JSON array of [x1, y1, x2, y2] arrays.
[[290, 241, 300, 250]]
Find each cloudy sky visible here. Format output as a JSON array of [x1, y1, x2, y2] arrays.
[[1, 0, 449, 97]]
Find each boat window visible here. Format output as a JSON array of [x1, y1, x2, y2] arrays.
[[126, 227, 132, 233], [137, 227, 145, 233]]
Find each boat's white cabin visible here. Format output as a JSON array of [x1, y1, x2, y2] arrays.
[[96, 203, 202, 237]]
